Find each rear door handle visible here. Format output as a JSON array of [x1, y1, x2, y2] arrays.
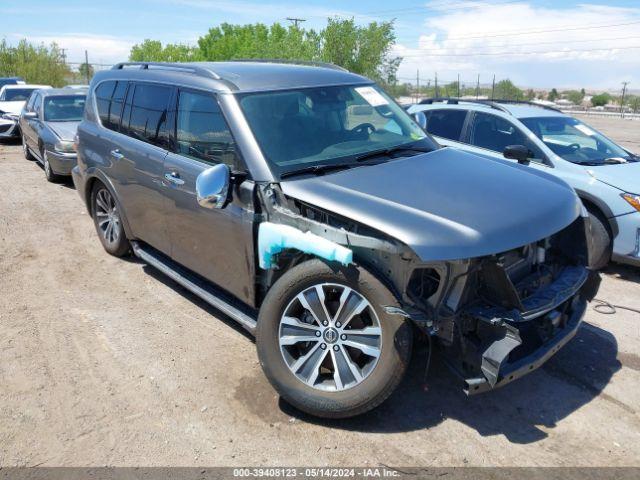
[[164, 171, 185, 186], [110, 149, 124, 160]]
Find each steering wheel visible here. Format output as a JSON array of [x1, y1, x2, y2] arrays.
[[568, 143, 581, 151], [351, 123, 377, 136]]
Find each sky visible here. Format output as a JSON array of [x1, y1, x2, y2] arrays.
[[2, 0, 639, 91]]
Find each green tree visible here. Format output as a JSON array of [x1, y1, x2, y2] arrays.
[[548, 88, 559, 101], [130, 39, 201, 62], [0, 38, 70, 86], [493, 79, 524, 100], [565, 90, 585, 105], [321, 18, 400, 84], [591, 93, 612, 107], [196, 23, 320, 62], [131, 19, 400, 87]]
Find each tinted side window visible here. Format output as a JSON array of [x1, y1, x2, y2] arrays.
[[176, 90, 238, 167], [469, 112, 542, 160], [424, 109, 467, 141], [106, 81, 128, 131], [95, 81, 116, 126], [125, 83, 172, 149]]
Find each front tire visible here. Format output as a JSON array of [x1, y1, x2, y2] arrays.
[[256, 259, 413, 418], [43, 151, 64, 183], [91, 182, 130, 257], [22, 135, 34, 160], [588, 209, 612, 270]]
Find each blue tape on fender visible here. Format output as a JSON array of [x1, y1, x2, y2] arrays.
[[258, 222, 353, 269]]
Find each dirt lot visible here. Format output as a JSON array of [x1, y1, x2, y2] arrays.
[[1, 115, 640, 467]]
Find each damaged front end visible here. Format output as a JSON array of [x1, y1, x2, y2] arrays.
[[405, 216, 600, 394], [256, 182, 599, 395]]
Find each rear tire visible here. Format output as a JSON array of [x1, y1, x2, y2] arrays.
[[91, 182, 130, 257], [588, 209, 612, 270], [256, 259, 413, 418]]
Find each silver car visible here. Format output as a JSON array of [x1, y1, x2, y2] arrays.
[[19, 88, 87, 182], [408, 99, 640, 269]]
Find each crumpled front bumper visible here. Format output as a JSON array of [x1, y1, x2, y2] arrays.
[[459, 267, 599, 395], [0, 117, 20, 138]]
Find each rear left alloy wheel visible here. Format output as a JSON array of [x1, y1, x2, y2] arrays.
[[256, 259, 413, 418], [91, 183, 130, 257]]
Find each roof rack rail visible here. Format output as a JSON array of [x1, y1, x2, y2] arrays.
[[418, 97, 509, 113], [230, 58, 348, 72], [487, 99, 562, 113], [111, 62, 221, 80]]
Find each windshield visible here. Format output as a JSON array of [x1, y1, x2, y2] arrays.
[[238, 84, 435, 177], [520, 116, 632, 165], [44, 95, 86, 122], [1, 88, 36, 102]]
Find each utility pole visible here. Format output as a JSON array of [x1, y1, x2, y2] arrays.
[[620, 81, 630, 117], [457, 73, 460, 98], [435, 72, 439, 98], [60, 48, 67, 64], [84, 50, 90, 85], [286, 17, 306, 27], [491, 74, 496, 100], [476, 74, 480, 99], [416, 70, 420, 104]]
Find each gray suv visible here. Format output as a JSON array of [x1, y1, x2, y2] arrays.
[[73, 61, 598, 418]]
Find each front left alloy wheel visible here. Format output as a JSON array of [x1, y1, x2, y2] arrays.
[[256, 259, 413, 418]]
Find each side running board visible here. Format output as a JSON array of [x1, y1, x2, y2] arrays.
[[131, 241, 257, 335]]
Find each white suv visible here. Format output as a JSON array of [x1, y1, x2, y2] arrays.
[[409, 99, 640, 269]]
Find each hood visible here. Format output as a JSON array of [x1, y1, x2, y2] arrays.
[[587, 162, 640, 195], [280, 148, 581, 262], [47, 121, 80, 142], [0, 101, 25, 115]]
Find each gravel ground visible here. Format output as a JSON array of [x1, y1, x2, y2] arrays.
[[1, 115, 639, 467]]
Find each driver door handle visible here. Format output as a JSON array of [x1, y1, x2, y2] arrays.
[[164, 171, 185, 186]]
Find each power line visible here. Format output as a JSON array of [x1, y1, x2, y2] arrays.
[[443, 19, 640, 41], [399, 44, 640, 57], [405, 34, 640, 52]]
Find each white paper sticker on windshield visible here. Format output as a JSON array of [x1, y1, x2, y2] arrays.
[[575, 124, 596, 136], [355, 86, 389, 107]]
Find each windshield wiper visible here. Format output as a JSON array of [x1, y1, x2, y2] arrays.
[[354, 144, 432, 163], [280, 163, 356, 179]]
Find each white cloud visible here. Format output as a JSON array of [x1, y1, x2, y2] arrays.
[[394, 2, 640, 89]]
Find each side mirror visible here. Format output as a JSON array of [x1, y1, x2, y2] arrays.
[[23, 111, 37, 119], [412, 111, 427, 130], [196, 163, 230, 209], [503, 145, 532, 165]]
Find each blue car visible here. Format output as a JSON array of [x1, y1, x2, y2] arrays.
[[409, 99, 640, 269]]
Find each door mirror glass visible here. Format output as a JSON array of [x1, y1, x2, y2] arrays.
[[196, 163, 230, 209], [412, 111, 427, 130], [23, 111, 37, 119], [503, 145, 532, 165]]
